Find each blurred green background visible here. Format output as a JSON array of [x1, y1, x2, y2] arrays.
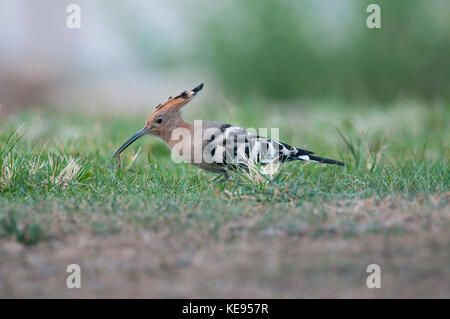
[[112, 0, 450, 103], [1, 0, 450, 111]]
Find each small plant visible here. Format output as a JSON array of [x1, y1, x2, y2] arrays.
[[0, 211, 44, 245]]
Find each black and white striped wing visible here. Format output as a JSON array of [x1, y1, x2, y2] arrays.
[[203, 124, 316, 169]]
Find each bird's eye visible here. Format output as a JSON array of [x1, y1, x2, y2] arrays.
[[156, 118, 163, 124]]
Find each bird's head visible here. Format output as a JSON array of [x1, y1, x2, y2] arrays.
[[113, 83, 203, 158]]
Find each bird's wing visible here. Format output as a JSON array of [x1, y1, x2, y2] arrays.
[[202, 123, 313, 168]]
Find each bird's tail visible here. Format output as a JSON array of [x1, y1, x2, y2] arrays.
[[307, 155, 344, 166], [295, 151, 344, 166]]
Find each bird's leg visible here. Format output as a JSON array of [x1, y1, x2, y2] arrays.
[[210, 174, 222, 182], [210, 172, 232, 184], [116, 154, 121, 169]]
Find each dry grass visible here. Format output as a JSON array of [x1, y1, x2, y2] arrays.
[[1, 194, 448, 298]]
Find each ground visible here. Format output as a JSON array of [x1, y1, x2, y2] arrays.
[[0, 100, 449, 298]]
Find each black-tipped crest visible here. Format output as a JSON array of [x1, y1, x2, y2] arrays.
[[155, 83, 204, 110], [192, 83, 204, 93]]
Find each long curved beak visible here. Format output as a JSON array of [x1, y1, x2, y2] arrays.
[[113, 127, 148, 158]]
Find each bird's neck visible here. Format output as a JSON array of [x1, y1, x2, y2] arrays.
[[160, 115, 194, 149]]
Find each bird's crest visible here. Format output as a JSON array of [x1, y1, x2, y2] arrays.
[[153, 83, 204, 113]]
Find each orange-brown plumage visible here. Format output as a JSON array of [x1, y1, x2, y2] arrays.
[[113, 84, 202, 161]]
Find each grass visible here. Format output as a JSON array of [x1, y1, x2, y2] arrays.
[[0, 100, 449, 297]]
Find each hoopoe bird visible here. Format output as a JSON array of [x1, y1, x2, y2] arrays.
[[113, 83, 344, 175]]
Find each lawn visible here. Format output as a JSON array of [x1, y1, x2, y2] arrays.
[[0, 100, 449, 298]]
